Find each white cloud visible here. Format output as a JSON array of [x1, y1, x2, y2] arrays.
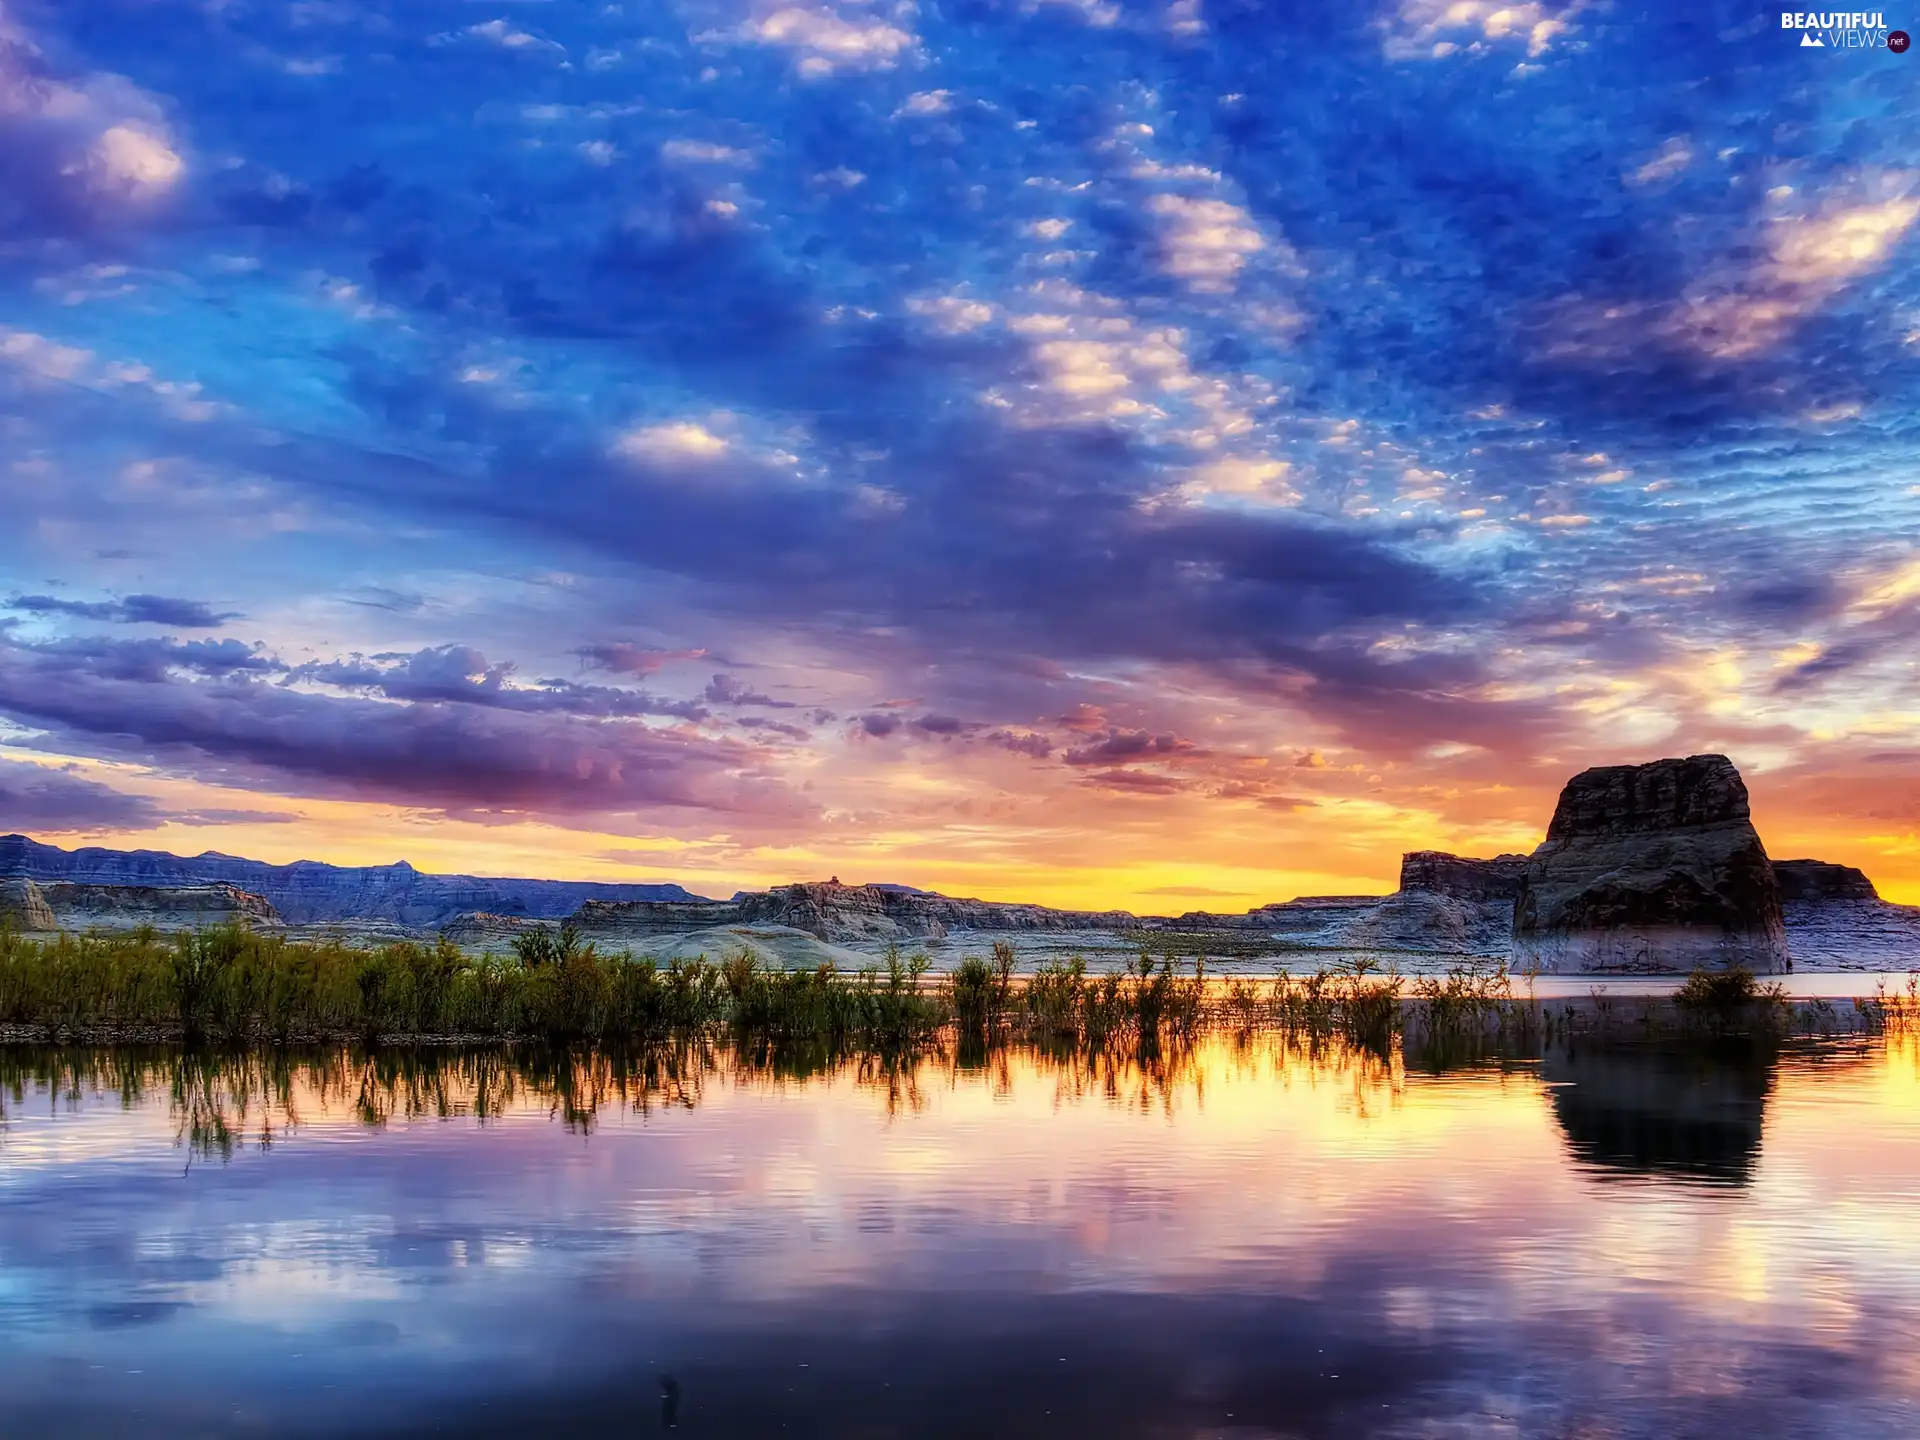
[[1383, 1, 1576, 61], [616, 422, 730, 460], [0, 329, 93, 381], [1628, 137, 1692, 188], [1548, 181, 1920, 362], [907, 295, 995, 334], [462, 18, 562, 52], [744, 8, 915, 75], [1146, 194, 1266, 292], [94, 125, 182, 188], [1182, 455, 1298, 503], [894, 89, 952, 118], [1166, 0, 1206, 35], [661, 139, 754, 165]]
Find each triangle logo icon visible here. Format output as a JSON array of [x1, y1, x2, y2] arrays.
[[1800, 31, 1824, 45]]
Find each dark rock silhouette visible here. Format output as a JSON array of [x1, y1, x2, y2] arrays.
[[1772, 859, 1878, 903], [1513, 755, 1789, 973], [1398, 850, 1527, 901], [659, 1374, 681, 1429], [1544, 1040, 1776, 1185]]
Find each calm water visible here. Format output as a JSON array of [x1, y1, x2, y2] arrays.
[[3, 1036, 1919, 1438]]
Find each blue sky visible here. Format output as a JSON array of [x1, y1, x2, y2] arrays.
[[2, 0, 1917, 904]]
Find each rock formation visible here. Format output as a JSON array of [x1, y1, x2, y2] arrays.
[[1512, 755, 1789, 974], [0, 834, 707, 928], [1398, 851, 1527, 901], [39, 881, 281, 932], [1234, 851, 1525, 957], [438, 912, 558, 954], [1771, 859, 1878, 903], [1, 876, 56, 931], [1764, 858, 1920, 968], [570, 879, 1143, 946]]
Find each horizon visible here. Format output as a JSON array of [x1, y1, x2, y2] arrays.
[[3, 5, 1918, 910]]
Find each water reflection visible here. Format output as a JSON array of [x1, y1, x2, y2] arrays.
[[2, 1034, 1918, 1438], [1544, 1040, 1778, 1185]]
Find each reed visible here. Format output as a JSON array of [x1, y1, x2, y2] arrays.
[[4, 925, 1898, 1052]]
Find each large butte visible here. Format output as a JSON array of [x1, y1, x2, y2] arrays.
[[1511, 754, 1790, 974]]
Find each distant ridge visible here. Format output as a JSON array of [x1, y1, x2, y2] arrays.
[[0, 834, 709, 928]]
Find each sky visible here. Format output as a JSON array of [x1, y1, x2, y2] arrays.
[[0, 0, 1917, 909]]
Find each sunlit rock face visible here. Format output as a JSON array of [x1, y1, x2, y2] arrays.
[[0, 876, 55, 931], [570, 879, 1143, 945], [40, 881, 281, 932], [1513, 755, 1789, 974]]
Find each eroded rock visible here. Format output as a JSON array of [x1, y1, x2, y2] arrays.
[[1512, 754, 1789, 974], [0, 876, 56, 931]]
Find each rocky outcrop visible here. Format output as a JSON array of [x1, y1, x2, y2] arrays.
[[1202, 850, 1526, 957], [1512, 755, 1789, 974], [1772, 860, 1878, 904], [438, 912, 558, 954], [1, 876, 56, 931], [570, 878, 1142, 946], [39, 881, 281, 932], [0, 834, 708, 928], [1398, 851, 1527, 901]]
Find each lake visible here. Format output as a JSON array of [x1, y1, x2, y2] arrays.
[[3, 1034, 1918, 1437]]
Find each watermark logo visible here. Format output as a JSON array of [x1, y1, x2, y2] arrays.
[[1891, 27, 1913, 47], [1781, 10, 1897, 48]]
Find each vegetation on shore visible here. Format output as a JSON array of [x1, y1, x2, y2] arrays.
[[0, 923, 1912, 1051]]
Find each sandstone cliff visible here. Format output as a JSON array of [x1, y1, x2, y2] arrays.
[[1, 876, 56, 931], [39, 881, 282, 932], [1772, 859, 1878, 903], [569, 879, 1143, 946], [1235, 851, 1524, 957], [1512, 755, 1789, 974], [1398, 851, 1526, 900]]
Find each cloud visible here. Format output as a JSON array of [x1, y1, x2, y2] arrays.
[[167, 807, 298, 826], [740, 8, 916, 76], [0, 634, 796, 822], [703, 673, 795, 708], [0, 757, 164, 832], [661, 140, 755, 166], [574, 644, 708, 677], [16, 636, 275, 682], [1063, 728, 1198, 765], [1145, 194, 1266, 293], [0, 7, 184, 241], [289, 645, 711, 721], [986, 729, 1052, 759], [7, 593, 240, 628], [615, 421, 729, 460]]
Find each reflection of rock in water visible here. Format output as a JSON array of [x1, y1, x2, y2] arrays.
[[660, 1374, 681, 1428], [1544, 1041, 1775, 1185]]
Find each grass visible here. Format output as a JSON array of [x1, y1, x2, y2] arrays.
[[0, 924, 1410, 1050], [1, 924, 1909, 1055]]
